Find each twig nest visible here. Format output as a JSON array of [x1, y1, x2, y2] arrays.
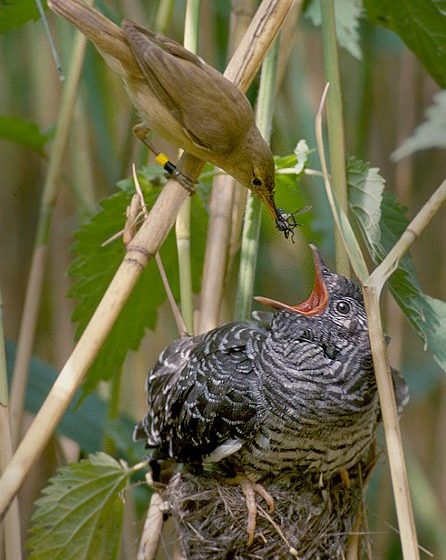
[[166, 462, 370, 560]]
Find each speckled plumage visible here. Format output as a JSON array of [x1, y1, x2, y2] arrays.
[[135, 253, 396, 479]]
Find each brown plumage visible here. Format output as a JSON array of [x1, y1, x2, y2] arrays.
[[48, 0, 297, 237]]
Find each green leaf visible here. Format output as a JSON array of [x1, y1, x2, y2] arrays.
[[348, 156, 384, 246], [0, 115, 51, 153], [275, 139, 312, 177], [27, 453, 130, 560], [69, 173, 206, 394], [364, 0, 446, 88], [391, 90, 446, 160], [306, 0, 363, 59], [0, 0, 41, 33], [348, 158, 446, 370]]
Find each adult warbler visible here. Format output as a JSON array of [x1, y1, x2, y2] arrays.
[[48, 0, 297, 237]]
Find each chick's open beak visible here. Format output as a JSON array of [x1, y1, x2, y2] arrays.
[[254, 245, 328, 316]]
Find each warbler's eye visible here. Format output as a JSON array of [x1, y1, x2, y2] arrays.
[[335, 300, 351, 315], [252, 177, 262, 187]]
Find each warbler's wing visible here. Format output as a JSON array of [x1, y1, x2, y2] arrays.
[[135, 321, 268, 463], [122, 20, 253, 154]]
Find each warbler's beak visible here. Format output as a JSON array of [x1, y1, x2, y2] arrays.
[[254, 245, 329, 316], [258, 190, 280, 222]]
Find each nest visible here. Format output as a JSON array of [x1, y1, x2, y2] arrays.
[[165, 461, 372, 560]]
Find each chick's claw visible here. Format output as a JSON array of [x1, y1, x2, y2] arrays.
[[239, 478, 275, 546]]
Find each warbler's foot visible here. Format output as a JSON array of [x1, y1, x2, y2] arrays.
[[132, 123, 196, 194], [171, 168, 196, 193]]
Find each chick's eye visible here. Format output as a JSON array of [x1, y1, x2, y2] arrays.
[[252, 177, 262, 187], [335, 300, 351, 315]]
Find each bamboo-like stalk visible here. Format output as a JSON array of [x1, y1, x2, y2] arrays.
[[319, 0, 349, 277], [197, 173, 235, 333], [197, 0, 256, 334], [235, 38, 280, 321], [155, 0, 175, 35], [137, 476, 164, 560], [174, 0, 201, 335], [9, 1, 93, 449], [0, 292, 22, 560], [362, 287, 420, 560], [0, 0, 294, 517]]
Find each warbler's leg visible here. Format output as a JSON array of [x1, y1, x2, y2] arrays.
[[132, 123, 196, 194]]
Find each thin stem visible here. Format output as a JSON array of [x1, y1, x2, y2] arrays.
[[234, 38, 280, 321], [234, 195, 263, 321], [198, 174, 235, 333], [319, 0, 349, 276], [9, 3, 92, 448], [362, 286, 420, 560], [315, 84, 369, 282], [0, 291, 22, 559], [174, 0, 201, 335], [155, 0, 175, 35], [137, 476, 164, 560]]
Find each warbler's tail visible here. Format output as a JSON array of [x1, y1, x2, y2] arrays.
[[47, 0, 140, 77]]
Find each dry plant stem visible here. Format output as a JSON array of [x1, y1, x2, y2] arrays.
[[0, 408, 22, 560], [224, 0, 293, 87], [198, 174, 235, 333], [9, 5, 92, 449], [137, 477, 164, 560], [362, 289, 420, 560], [0, 0, 292, 516], [275, 0, 303, 90], [133, 166, 187, 336], [0, 293, 22, 560]]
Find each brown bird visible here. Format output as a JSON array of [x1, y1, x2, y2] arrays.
[[48, 0, 297, 238]]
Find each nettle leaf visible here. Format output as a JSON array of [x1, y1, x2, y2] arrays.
[[348, 158, 446, 370], [0, 115, 51, 154], [306, 0, 363, 60], [348, 156, 384, 246], [392, 90, 446, 160], [27, 453, 131, 560], [0, 0, 41, 33], [364, 0, 446, 88], [69, 175, 206, 394]]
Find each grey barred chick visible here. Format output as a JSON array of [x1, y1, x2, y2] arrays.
[[134, 246, 406, 480]]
